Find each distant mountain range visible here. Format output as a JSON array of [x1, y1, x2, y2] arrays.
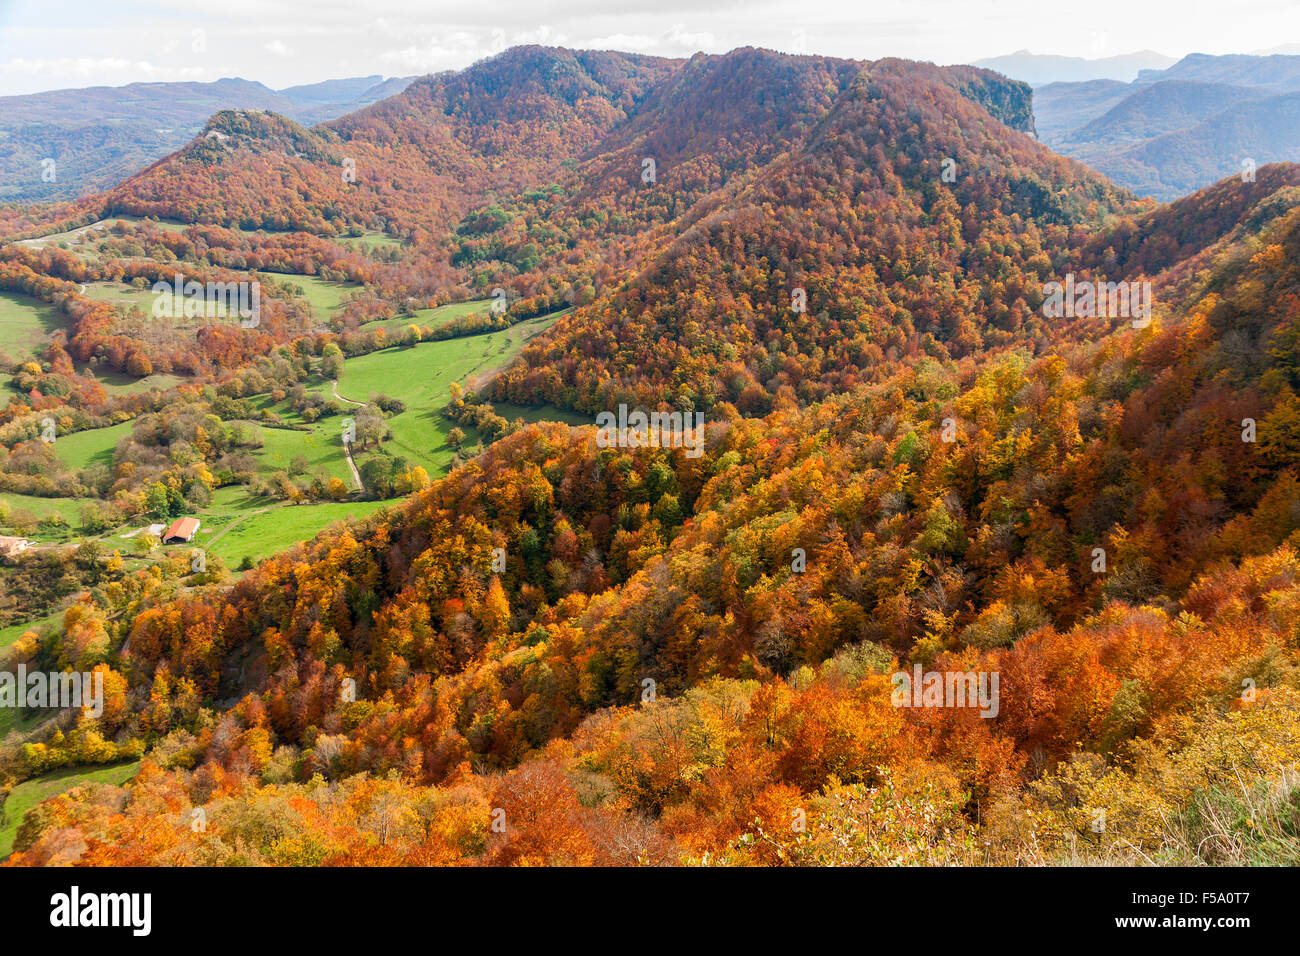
[[971, 50, 1177, 86], [1033, 52, 1300, 200], [9, 49, 1300, 208], [0, 75, 415, 202]]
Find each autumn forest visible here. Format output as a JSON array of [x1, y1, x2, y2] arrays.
[[1, 39, 1299, 876]]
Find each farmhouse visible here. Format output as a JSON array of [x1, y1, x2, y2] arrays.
[[161, 517, 201, 543]]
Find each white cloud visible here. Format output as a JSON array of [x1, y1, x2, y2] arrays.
[[379, 32, 488, 71], [661, 24, 717, 52], [0, 57, 133, 77], [0, 57, 205, 87], [584, 24, 718, 55], [379, 26, 571, 72], [264, 40, 295, 57], [583, 33, 656, 51]]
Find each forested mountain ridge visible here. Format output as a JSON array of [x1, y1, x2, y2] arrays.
[[490, 58, 1134, 415], [0, 47, 1047, 378], [13, 189, 1300, 862]]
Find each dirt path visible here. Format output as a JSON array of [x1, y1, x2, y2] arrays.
[[341, 441, 361, 490], [331, 379, 364, 407], [331, 381, 364, 490]]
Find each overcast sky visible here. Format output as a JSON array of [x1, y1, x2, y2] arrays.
[[3, 0, 1300, 95]]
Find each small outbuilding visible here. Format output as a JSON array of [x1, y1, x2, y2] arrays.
[[162, 517, 201, 543]]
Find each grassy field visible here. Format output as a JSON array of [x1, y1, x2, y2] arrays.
[[205, 499, 393, 568], [113, 215, 189, 234], [183, 485, 392, 568], [0, 291, 62, 361], [254, 421, 354, 483], [411, 298, 496, 328], [0, 309, 576, 596], [0, 610, 63, 740], [274, 275, 358, 321], [359, 298, 494, 338], [337, 231, 405, 254], [84, 366, 185, 395], [52, 421, 132, 472], [0, 761, 141, 860], [190, 484, 266, 540], [0, 492, 86, 532], [13, 220, 111, 252], [82, 280, 233, 320], [493, 401, 590, 427], [0, 704, 51, 742], [0, 608, 62, 653], [79, 281, 150, 308], [16, 216, 189, 250], [337, 313, 561, 475]]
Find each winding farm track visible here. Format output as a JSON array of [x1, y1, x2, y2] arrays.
[[331, 380, 364, 490], [331, 379, 363, 407]]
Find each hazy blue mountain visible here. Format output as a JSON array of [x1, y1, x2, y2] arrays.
[[1092, 90, 1300, 199], [1032, 79, 1132, 141], [279, 75, 390, 104], [1134, 52, 1300, 91], [1034, 53, 1300, 199], [971, 49, 1176, 86], [1059, 80, 1257, 148]]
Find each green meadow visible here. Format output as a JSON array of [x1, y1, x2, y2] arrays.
[[337, 231, 406, 254], [79, 280, 150, 308], [274, 275, 358, 321], [357, 298, 494, 338], [493, 401, 590, 427], [0, 608, 62, 653], [13, 221, 110, 252], [0, 308, 579, 591], [338, 312, 563, 475], [16, 215, 189, 251], [0, 291, 62, 360], [82, 280, 232, 319], [0, 492, 85, 532], [84, 367, 185, 395], [52, 421, 132, 471], [409, 298, 496, 328], [254, 421, 354, 483], [205, 499, 393, 568]]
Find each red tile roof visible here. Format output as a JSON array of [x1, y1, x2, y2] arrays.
[[162, 517, 201, 542]]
